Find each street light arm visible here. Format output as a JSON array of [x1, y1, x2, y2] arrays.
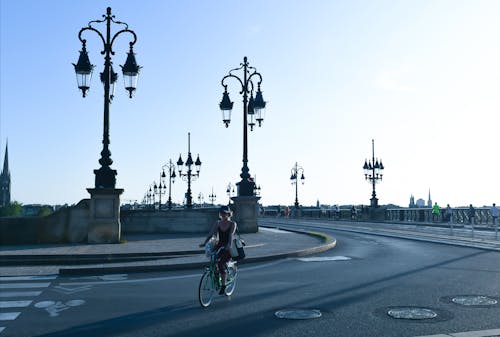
[[221, 74, 244, 93], [78, 27, 106, 49], [110, 29, 138, 53]]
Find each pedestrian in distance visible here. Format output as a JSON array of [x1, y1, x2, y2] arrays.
[[491, 203, 499, 226], [351, 206, 357, 220], [199, 205, 236, 295], [468, 204, 476, 225], [285, 206, 290, 218], [432, 202, 440, 222], [445, 204, 453, 235]]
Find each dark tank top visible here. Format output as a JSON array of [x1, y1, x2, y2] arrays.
[[218, 223, 232, 246]]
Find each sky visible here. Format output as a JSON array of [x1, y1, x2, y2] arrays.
[[0, 0, 499, 208]]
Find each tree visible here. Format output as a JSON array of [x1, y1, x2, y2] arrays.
[[0, 201, 23, 217]]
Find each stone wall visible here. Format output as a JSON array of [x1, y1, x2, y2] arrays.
[[0, 199, 89, 244], [120, 208, 219, 234]]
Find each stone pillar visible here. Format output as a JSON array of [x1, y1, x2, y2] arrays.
[[231, 196, 260, 233], [87, 188, 124, 243]]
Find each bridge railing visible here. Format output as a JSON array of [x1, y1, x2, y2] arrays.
[[262, 206, 496, 225], [385, 207, 495, 225]]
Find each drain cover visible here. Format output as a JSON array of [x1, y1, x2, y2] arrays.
[[275, 309, 322, 320], [387, 307, 437, 320], [452, 296, 498, 306]]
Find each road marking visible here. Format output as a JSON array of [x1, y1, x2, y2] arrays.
[[0, 282, 51, 289], [296, 256, 352, 262], [58, 260, 286, 287], [52, 285, 92, 295], [0, 291, 42, 298], [0, 327, 4, 333], [34, 300, 85, 317], [0, 312, 20, 321], [0, 275, 57, 281], [415, 328, 500, 336], [0, 301, 32, 308]]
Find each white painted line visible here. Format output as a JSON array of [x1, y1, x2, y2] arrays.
[[0, 275, 57, 281], [0, 291, 42, 298], [0, 327, 5, 333], [0, 300, 32, 308], [0, 282, 51, 289], [297, 256, 352, 262], [260, 227, 293, 234], [415, 328, 500, 337], [0, 312, 21, 321]]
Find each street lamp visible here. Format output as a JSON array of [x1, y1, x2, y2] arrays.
[[363, 139, 384, 208], [209, 187, 217, 205], [290, 162, 305, 209], [162, 160, 176, 210], [226, 182, 235, 204], [177, 132, 201, 209], [219, 56, 266, 196], [153, 179, 166, 210], [74, 7, 141, 189], [198, 193, 204, 207]]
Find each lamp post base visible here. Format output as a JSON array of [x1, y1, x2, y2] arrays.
[[231, 195, 260, 233], [236, 179, 255, 197], [370, 197, 379, 208], [87, 188, 123, 243]]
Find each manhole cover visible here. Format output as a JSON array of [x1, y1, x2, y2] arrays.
[[387, 307, 437, 320], [452, 296, 498, 306], [275, 309, 322, 320]]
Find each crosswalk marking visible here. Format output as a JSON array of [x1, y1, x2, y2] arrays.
[[0, 291, 42, 298], [0, 282, 51, 289], [0, 275, 56, 335], [0, 312, 20, 321], [0, 301, 32, 308]]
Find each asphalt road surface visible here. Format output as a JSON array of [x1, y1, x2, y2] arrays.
[[1, 222, 499, 337]]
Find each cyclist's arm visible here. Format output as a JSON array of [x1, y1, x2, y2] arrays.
[[200, 221, 218, 247]]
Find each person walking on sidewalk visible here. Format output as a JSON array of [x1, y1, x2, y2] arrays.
[[432, 202, 440, 222], [491, 203, 499, 227], [199, 205, 236, 295]]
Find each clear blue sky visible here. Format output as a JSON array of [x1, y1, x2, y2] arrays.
[[1, 0, 499, 208]]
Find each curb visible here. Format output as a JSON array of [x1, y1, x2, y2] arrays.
[[59, 227, 336, 275]]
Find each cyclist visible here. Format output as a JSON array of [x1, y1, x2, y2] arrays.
[[200, 205, 236, 294]]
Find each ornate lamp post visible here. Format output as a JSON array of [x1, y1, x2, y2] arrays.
[[219, 56, 266, 196], [73, 7, 140, 243], [162, 160, 176, 210], [177, 133, 201, 209], [198, 193, 204, 207], [363, 139, 384, 207], [209, 187, 217, 205], [153, 179, 166, 210], [74, 7, 141, 189], [226, 182, 235, 204], [290, 162, 305, 209]]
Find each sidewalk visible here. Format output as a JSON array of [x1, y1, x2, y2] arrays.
[[0, 226, 336, 277]]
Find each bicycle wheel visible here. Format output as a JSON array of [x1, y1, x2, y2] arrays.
[[225, 265, 237, 296], [199, 270, 215, 307]]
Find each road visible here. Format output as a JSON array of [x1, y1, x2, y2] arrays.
[[1, 221, 499, 337]]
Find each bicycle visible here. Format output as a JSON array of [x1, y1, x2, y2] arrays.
[[198, 244, 238, 308]]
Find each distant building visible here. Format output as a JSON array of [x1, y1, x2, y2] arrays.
[[409, 190, 432, 208], [409, 194, 415, 208], [0, 143, 10, 207]]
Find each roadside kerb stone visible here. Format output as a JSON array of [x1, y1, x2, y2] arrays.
[[58, 226, 336, 275]]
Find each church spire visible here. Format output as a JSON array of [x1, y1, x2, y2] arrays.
[[2, 142, 9, 176], [0, 142, 11, 206]]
